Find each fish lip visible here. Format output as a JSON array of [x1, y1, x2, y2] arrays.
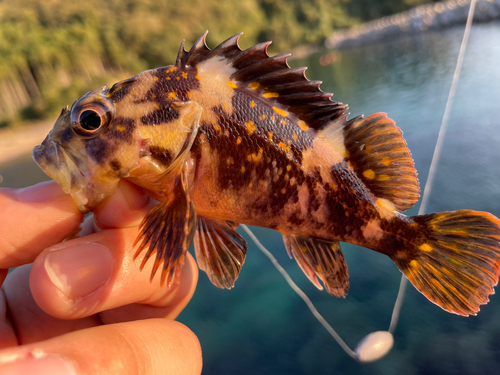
[[32, 137, 91, 211]]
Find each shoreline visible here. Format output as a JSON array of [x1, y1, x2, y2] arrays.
[[0, 121, 53, 167]]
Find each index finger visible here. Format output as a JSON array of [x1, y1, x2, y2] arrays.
[[0, 181, 82, 268]]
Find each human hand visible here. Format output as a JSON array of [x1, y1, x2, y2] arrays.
[[0, 180, 202, 374]]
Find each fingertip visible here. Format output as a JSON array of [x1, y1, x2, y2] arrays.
[[94, 180, 150, 229]]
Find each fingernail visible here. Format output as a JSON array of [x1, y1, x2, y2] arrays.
[[118, 180, 149, 211], [17, 181, 66, 203], [45, 242, 113, 299], [0, 354, 78, 375]]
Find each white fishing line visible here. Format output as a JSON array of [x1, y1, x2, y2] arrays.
[[244, 0, 478, 362], [389, 0, 477, 334], [240, 224, 359, 360]]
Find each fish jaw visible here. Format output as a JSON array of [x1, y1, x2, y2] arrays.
[[32, 111, 119, 213]]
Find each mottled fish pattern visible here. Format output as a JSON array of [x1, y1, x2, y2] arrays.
[[33, 32, 500, 316]]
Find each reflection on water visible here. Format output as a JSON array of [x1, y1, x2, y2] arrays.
[[1, 22, 500, 375]]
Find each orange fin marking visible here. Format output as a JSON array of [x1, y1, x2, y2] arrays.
[[343, 113, 420, 211], [393, 210, 500, 316]]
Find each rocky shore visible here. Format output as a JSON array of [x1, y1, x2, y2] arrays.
[[326, 0, 500, 49]]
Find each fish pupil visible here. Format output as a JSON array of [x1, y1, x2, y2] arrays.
[[79, 110, 101, 131]]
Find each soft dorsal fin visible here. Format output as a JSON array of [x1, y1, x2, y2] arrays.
[[341, 113, 420, 211], [174, 32, 348, 131]]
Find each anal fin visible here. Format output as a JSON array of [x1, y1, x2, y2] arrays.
[[342, 113, 420, 211], [134, 167, 196, 287], [194, 217, 248, 289], [283, 234, 349, 298]]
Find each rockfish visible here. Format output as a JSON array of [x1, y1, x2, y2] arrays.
[[33, 32, 500, 316]]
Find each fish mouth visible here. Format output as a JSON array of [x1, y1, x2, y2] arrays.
[[32, 137, 94, 212]]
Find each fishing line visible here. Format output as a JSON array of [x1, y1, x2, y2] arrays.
[[243, 0, 478, 362], [389, 0, 477, 334]]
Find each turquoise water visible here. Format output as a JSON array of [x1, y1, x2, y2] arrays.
[[2, 22, 500, 375]]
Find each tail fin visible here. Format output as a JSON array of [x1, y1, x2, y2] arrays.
[[392, 210, 500, 316]]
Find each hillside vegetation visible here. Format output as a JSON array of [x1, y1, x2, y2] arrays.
[[0, 0, 436, 126]]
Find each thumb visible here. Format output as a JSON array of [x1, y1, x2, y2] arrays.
[[0, 319, 202, 375]]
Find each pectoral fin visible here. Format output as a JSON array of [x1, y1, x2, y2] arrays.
[[283, 234, 349, 298], [194, 217, 248, 289], [134, 165, 196, 287]]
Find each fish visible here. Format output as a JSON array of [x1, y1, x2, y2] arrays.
[[32, 32, 500, 317]]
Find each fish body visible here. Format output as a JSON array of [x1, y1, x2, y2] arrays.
[[33, 32, 500, 316]]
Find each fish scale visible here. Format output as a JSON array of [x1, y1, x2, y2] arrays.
[[32, 31, 500, 317]]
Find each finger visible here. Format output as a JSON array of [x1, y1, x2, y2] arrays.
[[1, 265, 99, 346], [0, 319, 202, 375], [93, 179, 152, 230], [0, 181, 82, 268], [29, 227, 198, 321]]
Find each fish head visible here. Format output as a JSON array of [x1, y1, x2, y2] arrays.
[[33, 71, 201, 212]]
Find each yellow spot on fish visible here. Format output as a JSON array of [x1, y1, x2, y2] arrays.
[[168, 92, 176, 100], [247, 148, 263, 162], [293, 133, 297, 141], [154, 77, 159, 81], [195, 75, 201, 81], [187, 92, 192, 99], [285, 174, 289, 179], [151, 93, 156, 99], [176, 77, 180, 80], [381, 157, 391, 166], [169, 67, 176, 72], [250, 100, 256, 108], [116, 125, 126, 132], [248, 82, 260, 90], [378, 174, 390, 181], [410, 260, 418, 269], [249, 183, 253, 187], [420, 243, 433, 252], [281, 188, 286, 194], [316, 265, 322, 272], [286, 165, 291, 171], [227, 81, 238, 89], [268, 132, 273, 141], [278, 169, 282, 175], [297, 120, 309, 131], [271, 115, 275, 121], [245, 120, 256, 135], [166, 77, 171, 80], [345, 211, 349, 217], [181, 71, 188, 79], [237, 137, 242, 145], [155, 104, 160, 110], [227, 157, 234, 165], [363, 169, 376, 180], [273, 107, 289, 117], [264, 92, 279, 98], [95, 96, 102, 100], [259, 114, 267, 121], [376, 198, 396, 219], [241, 166, 246, 173], [215, 125, 220, 131], [278, 142, 290, 152]]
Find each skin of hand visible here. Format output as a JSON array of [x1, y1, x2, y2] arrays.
[[0, 180, 202, 375]]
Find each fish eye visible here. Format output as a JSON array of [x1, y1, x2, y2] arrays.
[[79, 110, 102, 131], [70, 97, 114, 138]]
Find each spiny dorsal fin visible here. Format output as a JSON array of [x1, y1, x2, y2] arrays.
[[342, 113, 420, 211], [174, 32, 348, 131]]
